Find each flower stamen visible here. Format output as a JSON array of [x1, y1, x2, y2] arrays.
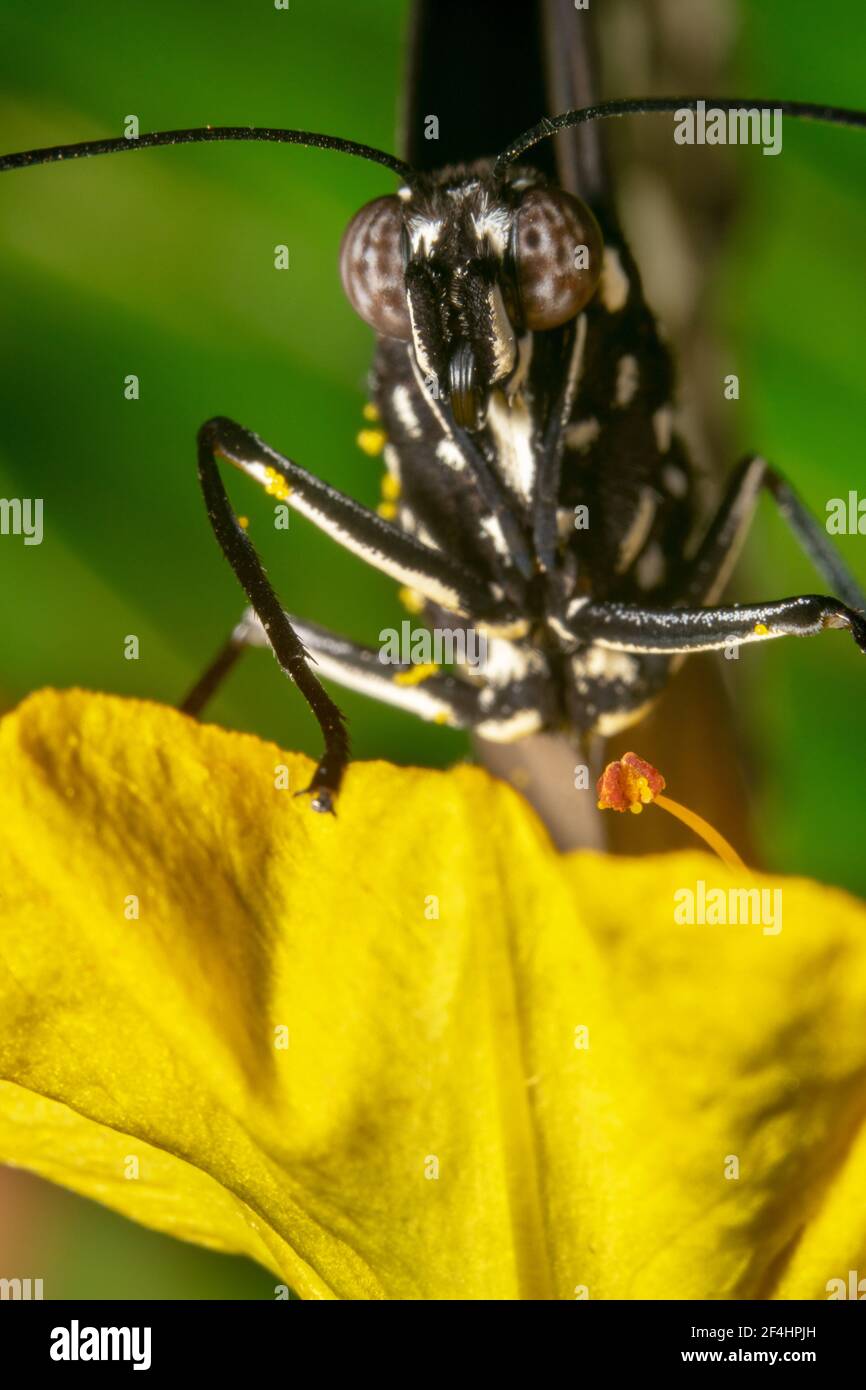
[[597, 751, 745, 869]]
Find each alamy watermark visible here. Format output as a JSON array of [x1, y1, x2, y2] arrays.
[[1, 1276, 43, 1299], [674, 879, 782, 936], [827, 1270, 866, 1299], [379, 621, 487, 669], [0, 497, 43, 545], [674, 100, 783, 157], [826, 491, 866, 535], [50, 1321, 151, 1370]]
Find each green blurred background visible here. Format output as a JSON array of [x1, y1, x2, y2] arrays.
[[0, 0, 863, 1297]]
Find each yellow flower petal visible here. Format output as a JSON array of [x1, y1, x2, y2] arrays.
[[1, 689, 865, 1300]]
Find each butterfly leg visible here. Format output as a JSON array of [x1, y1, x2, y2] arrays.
[[198, 417, 514, 622], [180, 610, 259, 717], [674, 454, 866, 609], [186, 603, 547, 735], [561, 453, 866, 658], [566, 592, 866, 656], [191, 417, 518, 808]]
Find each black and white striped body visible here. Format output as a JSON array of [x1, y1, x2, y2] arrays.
[[369, 164, 697, 742]]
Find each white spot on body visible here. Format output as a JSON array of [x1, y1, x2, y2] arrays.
[[435, 439, 467, 472], [391, 385, 422, 439], [594, 699, 656, 737], [383, 442, 402, 481], [548, 613, 577, 645], [415, 523, 442, 552], [599, 246, 630, 313], [614, 354, 640, 408], [486, 392, 536, 504], [476, 708, 543, 742], [653, 406, 674, 454], [479, 513, 511, 558], [616, 487, 657, 573], [474, 637, 541, 687], [565, 417, 600, 452], [635, 542, 666, 590], [662, 463, 688, 498], [565, 596, 590, 622], [477, 617, 531, 640], [572, 647, 640, 684]]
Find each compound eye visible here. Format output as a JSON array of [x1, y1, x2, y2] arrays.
[[340, 195, 412, 340], [515, 188, 603, 330]]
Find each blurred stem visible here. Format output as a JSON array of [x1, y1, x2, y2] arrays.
[[473, 732, 606, 852]]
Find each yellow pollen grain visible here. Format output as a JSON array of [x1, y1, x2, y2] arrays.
[[362, 401, 380, 422], [263, 467, 291, 502], [394, 663, 440, 687], [237, 516, 249, 530], [399, 587, 425, 615], [433, 712, 450, 725], [753, 622, 769, 635], [357, 427, 387, 457]]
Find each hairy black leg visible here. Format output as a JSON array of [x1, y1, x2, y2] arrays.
[[180, 611, 259, 716], [196, 606, 549, 739], [194, 417, 526, 808], [675, 454, 866, 610], [566, 592, 866, 655], [532, 316, 587, 574], [764, 467, 866, 610], [558, 453, 866, 657], [199, 417, 517, 624], [197, 431, 348, 813], [233, 608, 497, 727]]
